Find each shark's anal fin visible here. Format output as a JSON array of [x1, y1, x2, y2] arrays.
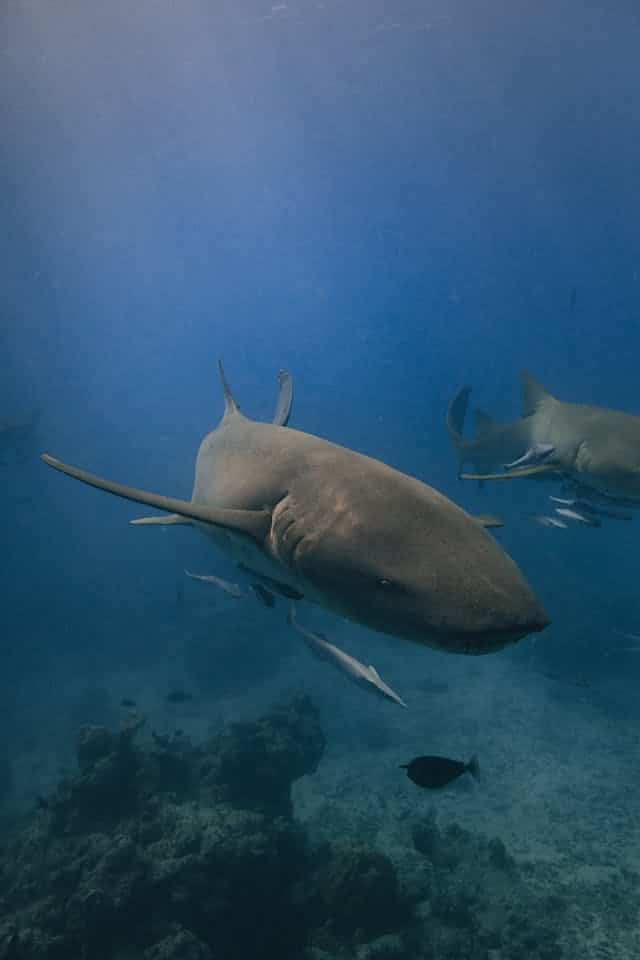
[[130, 514, 191, 526], [41, 454, 271, 542], [462, 464, 557, 482]]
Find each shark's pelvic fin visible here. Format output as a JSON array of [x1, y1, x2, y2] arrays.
[[41, 453, 271, 541], [521, 372, 555, 417]]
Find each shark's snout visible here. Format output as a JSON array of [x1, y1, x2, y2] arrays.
[[440, 604, 551, 654]]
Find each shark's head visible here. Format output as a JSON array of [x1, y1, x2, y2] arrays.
[[575, 433, 640, 502], [291, 468, 550, 654]]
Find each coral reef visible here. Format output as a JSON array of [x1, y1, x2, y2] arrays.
[[0, 695, 410, 960], [405, 807, 566, 960]]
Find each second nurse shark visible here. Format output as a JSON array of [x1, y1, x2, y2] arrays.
[[42, 362, 549, 706], [448, 372, 640, 508]]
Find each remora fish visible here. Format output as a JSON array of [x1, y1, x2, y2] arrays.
[[554, 507, 600, 527], [528, 515, 568, 529], [41, 361, 548, 655], [401, 754, 479, 789], [549, 496, 632, 521], [184, 569, 245, 598], [449, 373, 640, 505], [288, 606, 407, 707]]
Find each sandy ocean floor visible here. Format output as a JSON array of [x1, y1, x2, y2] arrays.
[[291, 645, 640, 960], [5, 610, 640, 959]]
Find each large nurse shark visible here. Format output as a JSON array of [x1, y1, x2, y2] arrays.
[[42, 362, 549, 656]]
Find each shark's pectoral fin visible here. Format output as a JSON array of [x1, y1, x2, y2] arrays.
[[41, 453, 271, 542], [130, 514, 191, 526], [504, 444, 555, 471], [462, 464, 557, 482]]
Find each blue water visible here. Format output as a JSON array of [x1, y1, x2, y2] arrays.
[[3, 2, 640, 957]]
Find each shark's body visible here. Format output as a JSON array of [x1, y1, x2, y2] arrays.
[[42, 363, 548, 655], [448, 373, 640, 505]]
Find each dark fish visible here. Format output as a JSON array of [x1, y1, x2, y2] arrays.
[[401, 754, 479, 789], [166, 690, 193, 704], [120, 698, 137, 708], [570, 286, 577, 309], [35, 795, 49, 811]]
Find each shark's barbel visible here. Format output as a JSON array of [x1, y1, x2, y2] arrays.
[[42, 362, 549, 655]]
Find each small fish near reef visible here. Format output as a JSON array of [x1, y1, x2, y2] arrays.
[[166, 690, 193, 704], [401, 754, 479, 789]]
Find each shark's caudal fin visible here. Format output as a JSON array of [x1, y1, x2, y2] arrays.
[[273, 370, 293, 427], [521, 372, 556, 417], [41, 454, 271, 541]]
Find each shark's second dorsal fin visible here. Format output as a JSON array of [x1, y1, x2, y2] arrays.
[[473, 410, 494, 436], [273, 370, 293, 426], [521, 372, 555, 417], [217, 359, 242, 419]]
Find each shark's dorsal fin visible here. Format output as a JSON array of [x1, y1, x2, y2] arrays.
[[273, 370, 293, 426], [217, 359, 242, 419], [41, 454, 271, 542], [473, 409, 494, 436], [521, 372, 555, 417]]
